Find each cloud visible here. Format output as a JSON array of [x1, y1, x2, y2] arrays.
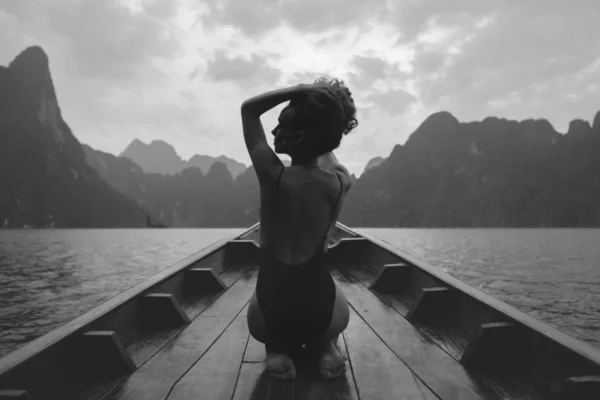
[[411, 47, 446, 75], [390, 0, 495, 44], [348, 54, 407, 92], [287, 71, 326, 85], [199, 0, 389, 38], [204, 51, 282, 89], [1, 0, 183, 82], [396, 0, 600, 131], [278, 0, 387, 33], [348, 55, 391, 88], [365, 89, 417, 116], [2, 0, 600, 175], [198, 0, 281, 38]]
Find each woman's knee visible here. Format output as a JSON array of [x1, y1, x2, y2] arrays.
[[247, 291, 270, 344], [334, 283, 350, 330], [323, 283, 350, 341]]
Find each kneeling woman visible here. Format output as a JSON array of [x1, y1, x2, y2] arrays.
[[241, 78, 358, 380]]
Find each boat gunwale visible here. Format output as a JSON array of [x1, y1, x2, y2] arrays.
[[341, 222, 600, 367], [0, 223, 259, 376]]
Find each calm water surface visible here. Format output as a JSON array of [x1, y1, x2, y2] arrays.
[[0, 228, 599, 358]]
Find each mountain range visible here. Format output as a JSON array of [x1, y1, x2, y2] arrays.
[[341, 111, 600, 226], [0, 46, 147, 228], [2, 46, 600, 228], [120, 138, 247, 178]]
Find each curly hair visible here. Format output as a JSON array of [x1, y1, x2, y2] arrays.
[[288, 76, 358, 156]]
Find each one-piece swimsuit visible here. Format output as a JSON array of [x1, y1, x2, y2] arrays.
[[256, 167, 344, 348]]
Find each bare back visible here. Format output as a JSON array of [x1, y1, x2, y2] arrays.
[[259, 166, 348, 265]]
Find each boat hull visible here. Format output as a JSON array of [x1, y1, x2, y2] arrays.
[[0, 223, 598, 399]]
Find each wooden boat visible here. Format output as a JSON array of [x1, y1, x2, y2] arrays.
[[0, 222, 599, 400]]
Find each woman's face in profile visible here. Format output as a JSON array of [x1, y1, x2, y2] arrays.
[[272, 106, 304, 154]]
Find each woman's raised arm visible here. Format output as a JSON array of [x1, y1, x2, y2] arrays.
[[240, 86, 301, 184]]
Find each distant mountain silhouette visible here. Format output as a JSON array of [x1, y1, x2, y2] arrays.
[[4, 45, 600, 228], [363, 156, 385, 174], [120, 139, 183, 175], [85, 107, 600, 228], [0, 46, 150, 228], [120, 139, 247, 178], [187, 153, 247, 178], [83, 144, 249, 227], [340, 111, 600, 227]]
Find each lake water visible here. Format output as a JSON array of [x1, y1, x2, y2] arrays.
[[0, 228, 598, 358]]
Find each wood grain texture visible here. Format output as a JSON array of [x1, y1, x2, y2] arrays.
[[231, 364, 269, 400], [244, 335, 266, 363], [0, 390, 29, 399], [343, 308, 429, 400], [369, 263, 410, 293], [168, 305, 250, 400], [354, 229, 600, 368], [562, 375, 600, 400], [340, 332, 361, 399], [335, 270, 557, 400], [406, 287, 457, 324], [103, 272, 256, 400], [184, 267, 226, 296], [74, 331, 136, 377], [326, 238, 373, 266], [127, 270, 244, 368], [414, 379, 440, 400], [219, 268, 247, 287], [193, 240, 260, 276], [332, 270, 487, 400], [137, 293, 190, 333], [461, 322, 524, 369]]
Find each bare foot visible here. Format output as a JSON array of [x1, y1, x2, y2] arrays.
[[318, 340, 346, 380], [266, 348, 297, 380]]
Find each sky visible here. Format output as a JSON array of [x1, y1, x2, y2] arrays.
[[1, 0, 599, 175]]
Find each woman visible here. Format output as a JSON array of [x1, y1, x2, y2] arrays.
[[241, 77, 358, 381]]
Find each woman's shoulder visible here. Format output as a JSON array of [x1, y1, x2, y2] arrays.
[[324, 165, 352, 192]]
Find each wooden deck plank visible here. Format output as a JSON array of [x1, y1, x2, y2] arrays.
[[244, 335, 266, 363], [335, 270, 557, 400], [231, 364, 270, 400], [219, 268, 247, 288], [350, 266, 472, 363], [74, 377, 127, 400], [103, 272, 256, 400], [343, 268, 555, 399], [354, 229, 600, 370], [127, 270, 243, 368], [414, 379, 439, 400], [340, 331, 361, 400], [233, 368, 296, 400], [343, 308, 429, 400], [332, 270, 487, 400], [168, 305, 250, 400]]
